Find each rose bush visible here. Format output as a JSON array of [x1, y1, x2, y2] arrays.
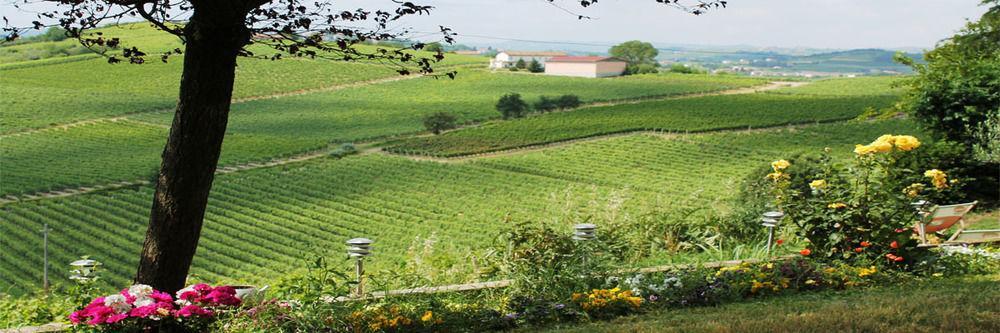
[[764, 134, 965, 267]]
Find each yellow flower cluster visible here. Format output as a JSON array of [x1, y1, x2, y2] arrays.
[[924, 169, 948, 189], [809, 179, 828, 190], [903, 183, 926, 198], [766, 160, 791, 182], [572, 288, 642, 312], [828, 202, 847, 209], [857, 266, 878, 278], [350, 305, 418, 332], [750, 277, 790, 294], [854, 134, 921, 155], [771, 159, 791, 171]]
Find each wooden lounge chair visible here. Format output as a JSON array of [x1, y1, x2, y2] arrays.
[[914, 201, 1000, 246]]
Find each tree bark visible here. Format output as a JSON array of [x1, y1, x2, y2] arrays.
[[135, 4, 250, 295]]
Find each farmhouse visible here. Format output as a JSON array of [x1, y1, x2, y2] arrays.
[[544, 56, 628, 78], [489, 51, 567, 69]]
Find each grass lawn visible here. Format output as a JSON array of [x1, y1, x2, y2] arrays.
[[537, 274, 1000, 333]]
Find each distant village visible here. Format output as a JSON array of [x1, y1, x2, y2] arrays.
[[452, 47, 910, 78]]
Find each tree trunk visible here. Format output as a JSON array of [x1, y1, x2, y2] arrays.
[[135, 5, 250, 295]]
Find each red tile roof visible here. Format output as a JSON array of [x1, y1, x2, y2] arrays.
[[546, 56, 624, 63], [502, 51, 567, 56]]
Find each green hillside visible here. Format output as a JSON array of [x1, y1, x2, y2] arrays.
[[0, 120, 921, 294], [783, 49, 919, 73], [2, 71, 761, 196]]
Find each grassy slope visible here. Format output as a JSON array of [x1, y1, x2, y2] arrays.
[[3, 72, 762, 196], [0, 120, 922, 294], [0, 24, 487, 133], [384, 75, 905, 157], [540, 274, 1000, 333], [385, 93, 897, 157]]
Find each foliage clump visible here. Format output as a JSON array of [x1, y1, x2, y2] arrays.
[[496, 93, 529, 119], [896, 2, 1000, 162], [422, 112, 458, 134]]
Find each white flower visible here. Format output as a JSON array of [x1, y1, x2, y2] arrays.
[[128, 284, 154, 298], [104, 294, 132, 313], [174, 285, 199, 306], [133, 296, 155, 308]]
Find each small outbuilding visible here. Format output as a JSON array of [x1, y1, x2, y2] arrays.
[[544, 56, 627, 78]]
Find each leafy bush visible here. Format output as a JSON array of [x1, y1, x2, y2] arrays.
[[896, 3, 999, 160], [556, 95, 582, 109], [496, 93, 529, 119], [534, 95, 582, 113], [422, 112, 458, 134], [528, 60, 544, 73], [667, 63, 705, 74], [490, 222, 622, 310], [0, 294, 75, 328], [761, 134, 968, 266], [533, 96, 559, 113]]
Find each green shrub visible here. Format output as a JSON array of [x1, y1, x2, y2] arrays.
[[496, 93, 529, 119], [422, 112, 458, 134], [528, 60, 544, 73], [556, 95, 582, 109], [533, 96, 558, 113], [760, 134, 963, 267]]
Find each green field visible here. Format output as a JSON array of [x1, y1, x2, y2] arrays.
[[0, 24, 490, 133], [0, 120, 921, 294], [768, 76, 905, 96], [385, 93, 897, 157], [3, 71, 763, 196]]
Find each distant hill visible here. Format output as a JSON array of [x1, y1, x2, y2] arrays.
[[783, 49, 921, 74]]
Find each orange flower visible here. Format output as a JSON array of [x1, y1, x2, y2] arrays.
[[860, 241, 871, 247], [894, 256, 904, 262], [776, 239, 784, 245], [854, 247, 863, 253], [800, 248, 812, 256], [890, 241, 899, 249]]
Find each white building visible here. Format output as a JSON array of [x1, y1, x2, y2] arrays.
[[489, 51, 566, 69], [544, 56, 628, 78]]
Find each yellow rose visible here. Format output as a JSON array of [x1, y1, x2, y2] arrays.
[[771, 159, 791, 171], [903, 183, 925, 198], [809, 179, 827, 190], [924, 169, 948, 189], [893, 135, 921, 151], [873, 134, 896, 145], [870, 140, 893, 153], [421, 311, 434, 322], [854, 144, 876, 155]]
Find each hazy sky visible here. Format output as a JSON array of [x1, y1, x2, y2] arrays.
[[3, 0, 991, 50], [394, 0, 991, 50]]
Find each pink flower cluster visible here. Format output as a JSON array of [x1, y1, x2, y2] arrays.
[[69, 284, 241, 327], [174, 283, 241, 318]]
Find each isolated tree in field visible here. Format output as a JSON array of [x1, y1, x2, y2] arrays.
[[528, 59, 544, 73], [2, 0, 728, 297], [610, 40, 660, 74], [423, 112, 458, 134], [497, 93, 530, 119]]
